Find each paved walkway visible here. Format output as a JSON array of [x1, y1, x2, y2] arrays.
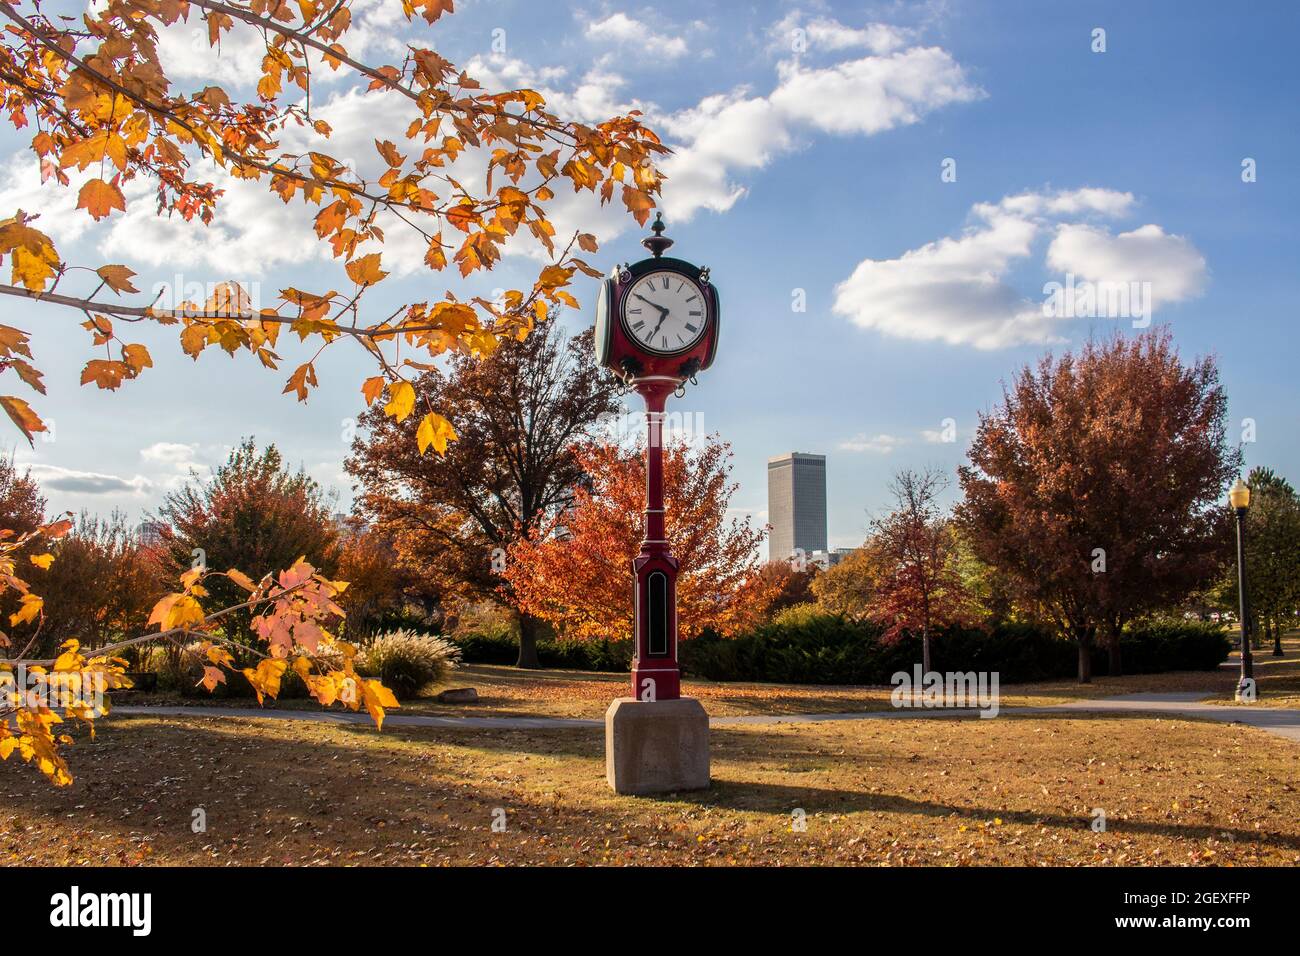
[[113, 692, 1300, 743]]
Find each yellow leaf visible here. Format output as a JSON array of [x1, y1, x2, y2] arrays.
[[9, 593, 42, 627], [197, 666, 226, 692], [362, 679, 399, 729], [0, 221, 60, 291], [361, 375, 386, 406], [166, 596, 205, 630], [95, 264, 138, 294], [53, 640, 82, 671], [77, 178, 126, 221], [384, 380, 415, 421], [0, 396, 45, 445], [345, 253, 388, 286], [416, 412, 458, 455], [242, 658, 287, 705], [122, 343, 153, 375], [226, 568, 257, 592], [29, 553, 53, 569], [147, 593, 205, 631]]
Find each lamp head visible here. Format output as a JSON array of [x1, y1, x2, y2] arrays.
[[1229, 477, 1251, 511]]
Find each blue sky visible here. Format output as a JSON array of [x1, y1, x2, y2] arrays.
[[3, 0, 1297, 551]]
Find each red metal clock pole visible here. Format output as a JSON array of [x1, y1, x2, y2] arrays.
[[630, 376, 681, 701]]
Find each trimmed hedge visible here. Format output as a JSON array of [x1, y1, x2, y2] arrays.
[[453, 617, 1230, 684], [453, 631, 632, 672], [679, 616, 1230, 685]]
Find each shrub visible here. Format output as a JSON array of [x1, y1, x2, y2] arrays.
[[681, 614, 1228, 685], [1113, 619, 1232, 674], [451, 631, 632, 671], [540, 637, 633, 672], [771, 602, 824, 628], [453, 630, 519, 665], [142, 642, 320, 699], [356, 629, 461, 697]]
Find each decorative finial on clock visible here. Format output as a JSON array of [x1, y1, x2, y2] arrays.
[[641, 211, 673, 258]]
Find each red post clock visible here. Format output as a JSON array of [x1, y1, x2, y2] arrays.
[[594, 213, 719, 702]]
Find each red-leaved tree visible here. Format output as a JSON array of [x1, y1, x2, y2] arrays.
[[865, 468, 978, 673], [503, 436, 776, 642]]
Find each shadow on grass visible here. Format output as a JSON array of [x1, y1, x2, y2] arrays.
[[5, 711, 1298, 865], [649, 779, 1300, 851]]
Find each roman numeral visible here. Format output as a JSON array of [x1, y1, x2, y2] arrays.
[[632, 320, 645, 329], [685, 295, 698, 302], [662, 277, 670, 290], [685, 323, 697, 333], [689, 310, 702, 316]]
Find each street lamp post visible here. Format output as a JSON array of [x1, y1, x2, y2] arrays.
[[1229, 477, 1253, 702]]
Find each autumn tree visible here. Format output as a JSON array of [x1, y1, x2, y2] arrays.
[[810, 546, 875, 619], [503, 436, 776, 642], [156, 437, 340, 656], [864, 468, 977, 674], [347, 323, 619, 667], [958, 329, 1237, 682], [335, 520, 432, 640], [1232, 467, 1300, 656], [753, 560, 820, 621], [0, 0, 664, 784], [0, 455, 44, 535], [15, 510, 163, 661]]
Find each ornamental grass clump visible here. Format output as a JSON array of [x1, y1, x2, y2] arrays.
[[357, 630, 461, 698]]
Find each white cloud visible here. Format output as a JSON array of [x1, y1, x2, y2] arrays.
[[140, 441, 201, 467], [839, 433, 903, 454], [585, 13, 688, 60], [772, 11, 914, 55], [1046, 223, 1207, 308], [156, 0, 405, 87], [832, 187, 1207, 349], [26, 463, 152, 496], [139, 441, 217, 490], [659, 41, 983, 219], [0, 16, 981, 280]]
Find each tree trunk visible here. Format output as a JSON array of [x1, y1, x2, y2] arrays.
[[921, 625, 932, 675], [516, 613, 541, 669], [1273, 616, 1285, 657], [1105, 621, 1122, 677], [1077, 630, 1093, 684]]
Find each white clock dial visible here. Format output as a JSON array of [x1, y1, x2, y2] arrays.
[[621, 270, 708, 355]]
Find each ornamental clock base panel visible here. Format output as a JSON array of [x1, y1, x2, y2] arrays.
[[605, 697, 710, 795]]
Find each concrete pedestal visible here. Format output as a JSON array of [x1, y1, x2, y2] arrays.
[[605, 696, 710, 795]]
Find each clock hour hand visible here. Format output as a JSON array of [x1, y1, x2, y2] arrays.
[[632, 293, 672, 339]]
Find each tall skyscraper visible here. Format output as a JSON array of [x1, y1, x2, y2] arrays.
[[767, 452, 827, 562]]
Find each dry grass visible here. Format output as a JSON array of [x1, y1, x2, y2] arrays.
[[3, 710, 1297, 866]]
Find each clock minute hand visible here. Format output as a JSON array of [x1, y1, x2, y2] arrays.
[[633, 293, 669, 316]]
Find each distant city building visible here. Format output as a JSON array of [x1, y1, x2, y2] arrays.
[[767, 452, 827, 563], [137, 519, 165, 546], [806, 548, 857, 570]]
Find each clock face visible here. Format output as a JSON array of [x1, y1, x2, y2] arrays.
[[620, 270, 708, 355]]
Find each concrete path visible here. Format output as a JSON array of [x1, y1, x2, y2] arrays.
[[113, 691, 1300, 743]]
